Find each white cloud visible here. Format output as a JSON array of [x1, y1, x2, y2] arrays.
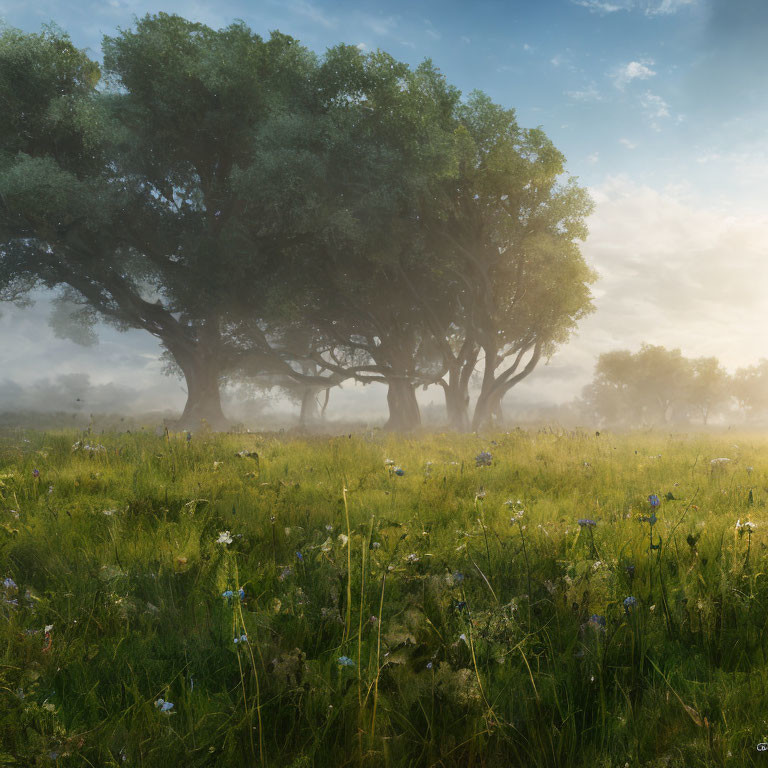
[[587, 152, 600, 163], [639, 91, 673, 131], [612, 60, 656, 89], [355, 42, 367, 50], [566, 83, 602, 102], [572, 0, 698, 14], [572, 0, 626, 11], [511, 175, 768, 402], [619, 138, 638, 149], [283, 0, 337, 29]]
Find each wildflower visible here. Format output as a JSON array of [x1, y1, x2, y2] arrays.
[[459, 633, 468, 644], [325, 524, 333, 532], [154, 698, 174, 713], [295, 551, 304, 562], [102, 509, 117, 516], [588, 614, 606, 631], [578, 518, 597, 528], [406, 553, 419, 563], [371, 541, 381, 549], [452, 571, 465, 583], [736, 519, 756, 535], [623, 596, 637, 613], [3, 577, 18, 591], [216, 531, 233, 545], [648, 494, 660, 508], [475, 451, 492, 467], [384, 459, 395, 466], [625, 564, 635, 578], [337, 655, 355, 667], [337, 533, 349, 547], [278, 567, 292, 581], [239, 587, 246, 601], [393, 467, 405, 476], [44, 624, 53, 633], [222, 590, 234, 600], [233, 634, 248, 644], [32, 469, 40, 478], [475, 489, 487, 500], [426, 662, 433, 669]]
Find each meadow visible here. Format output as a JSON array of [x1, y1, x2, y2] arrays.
[[1, 427, 766, 767]]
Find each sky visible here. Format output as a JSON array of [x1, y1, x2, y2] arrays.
[[1, 0, 767, 418]]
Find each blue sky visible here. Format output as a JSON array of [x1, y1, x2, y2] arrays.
[[2, 0, 768, 416]]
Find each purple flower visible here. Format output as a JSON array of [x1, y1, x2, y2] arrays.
[[32, 469, 40, 478], [648, 494, 660, 508], [296, 551, 304, 562], [475, 452, 492, 467], [623, 596, 638, 613], [578, 518, 597, 528], [588, 614, 606, 631]]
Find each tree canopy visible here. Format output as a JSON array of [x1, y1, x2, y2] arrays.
[[0, 15, 596, 431]]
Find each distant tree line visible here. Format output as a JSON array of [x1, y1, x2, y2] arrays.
[[582, 344, 768, 427], [0, 15, 595, 431]]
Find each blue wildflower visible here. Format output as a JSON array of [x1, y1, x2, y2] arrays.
[[649, 494, 660, 508], [623, 596, 638, 613], [32, 468, 40, 478], [154, 698, 174, 712], [233, 634, 248, 644], [578, 518, 597, 527], [452, 571, 464, 583], [475, 451, 492, 467], [238, 587, 246, 602], [3, 578, 18, 591], [588, 614, 606, 631], [222, 589, 234, 600], [394, 467, 405, 476], [337, 655, 355, 667], [426, 662, 433, 669], [296, 551, 304, 562]]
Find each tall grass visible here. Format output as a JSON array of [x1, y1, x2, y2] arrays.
[[0, 427, 766, 766]]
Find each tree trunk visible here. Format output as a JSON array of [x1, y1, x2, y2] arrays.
[[444, 373, 470, 431], [175, 356, 227, 431], [299, 387, 320, 427], [384, 379, 421, 431], [472, 387, 500, 431]]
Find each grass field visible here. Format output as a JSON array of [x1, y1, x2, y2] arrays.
[[1, 427, 767, 767]]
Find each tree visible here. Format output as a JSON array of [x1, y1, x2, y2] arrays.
[[734, 359, 768, 418], [0, 18, 339, 429], [583, 345, 731, 427], [274, 47, 460, 431], [416, 92, 595, 430], [687, 356, 731, 425]]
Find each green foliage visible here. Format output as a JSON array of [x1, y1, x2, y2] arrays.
[[1, 428, 767, 766]]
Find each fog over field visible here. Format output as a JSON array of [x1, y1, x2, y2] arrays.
[[3, 177, 768, 421]]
